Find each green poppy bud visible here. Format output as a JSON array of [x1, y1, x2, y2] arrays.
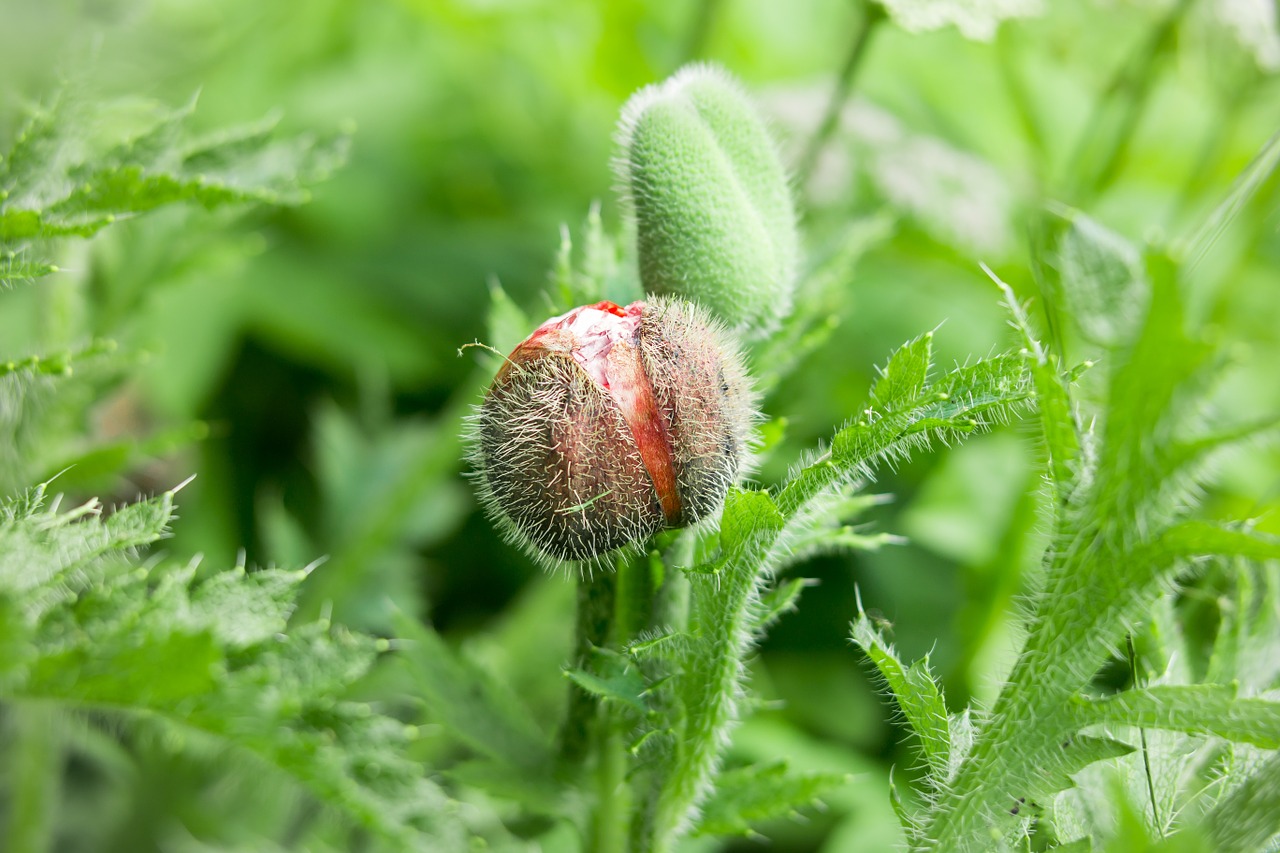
[[616, 64, 798, 337]]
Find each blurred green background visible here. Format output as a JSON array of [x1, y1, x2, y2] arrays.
[[2, 0, 1278, 849]]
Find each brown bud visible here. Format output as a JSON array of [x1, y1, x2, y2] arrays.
[[467, 298, 755, 569]]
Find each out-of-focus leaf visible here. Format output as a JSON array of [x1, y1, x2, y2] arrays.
[[0, 482, 464, 847], [693, 761, 849, 838]]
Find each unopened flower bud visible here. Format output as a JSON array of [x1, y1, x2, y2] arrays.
[[616, 64, 798, 337], [467, 298, 755, 568]]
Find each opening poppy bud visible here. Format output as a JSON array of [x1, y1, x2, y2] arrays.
[[467, 297, 756, 569]]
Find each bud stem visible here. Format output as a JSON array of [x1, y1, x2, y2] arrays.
[[557, 570, 617, 771]]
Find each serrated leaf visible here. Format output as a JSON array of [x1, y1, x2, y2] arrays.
[[1071, 686, 1280, 749], [851, 609, 951, 783], [0, 485, 464, 846], [985, 263, 1083, 503], [1055, 208, 1147, 349], [1038, 735, 1136, 796], [0, 94, 349, 264], [776, 346, 1033, 530], [693, 761, 849, 837], [26, 624, 221, 706], [0, 252, 57, 287], [871, 332, 933, 410], [0, 483, 173, 598], [754, 578, 811, 633], [1203, 749, 1280, 852], [393, 612, 553, 773], [564, 648, 649, 714], [188, 568, 303, 650]]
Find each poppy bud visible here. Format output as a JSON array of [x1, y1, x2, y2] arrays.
[[468, 298, 755, 568], [616, 64, 798, 337]]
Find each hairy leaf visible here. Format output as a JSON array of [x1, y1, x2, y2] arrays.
[[1071, 687, 1280, 749], [0, 484, 462, 846], [851, 607, 951, 784], [693, 762, 849, 838], [0, 95, 349, 288]]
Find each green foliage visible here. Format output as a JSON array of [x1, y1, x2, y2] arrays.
[[0, 93, 349, 497], [0, 94, 348, 287], [694, 761, 851, 839], [2, 3, 1278, 852], [851, 215, 1280, 851], [551, 329, 1033, 852], [0, 480, 462, 848], [617, 64, 798, 336]]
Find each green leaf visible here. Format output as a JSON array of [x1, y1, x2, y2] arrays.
[[693, 761, 850, 838], [1038, 735, 1136, 795], [1153, 521, 1280, 565], [776, 343, 1033, 534], [1203, 750, 1280, 852], [0, 94, 349, 286], [0, 251, 57, 287], [1208, 562, 1280, 691], [0, 485, 463, 846], [871, 331, 933, 410], [564, 648, 649, 714], [851, 606, 951, 785], [393, 612, 553, 773], [1071, 686, 1280, 749], [1053, 206, 1147, 349], [188, 567, 304, 650], [754, 578, 811, 633], [0, 481, 175, 599], [984, 263, 1084, 504]]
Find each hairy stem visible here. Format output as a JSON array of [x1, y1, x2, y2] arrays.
[[795, 1, 884, 189], [616, 551, 655, 640], [558, 570, 618, 770], [593, 719, 630, 853], [653, 532, 694, 630]]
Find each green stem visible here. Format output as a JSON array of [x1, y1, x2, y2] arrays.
[[5, 702, 62, 853], [592, 714, 630, 853], [1063, 0, 1193, 203], [795, 1, 884, 189], [616, 551, 654, 640], [680, 0, 724, 65], [653, 533, 694, 631], [557, 570, 617, 771], [1127, 634, 1161, 835], [996, 27, 1046, 183]]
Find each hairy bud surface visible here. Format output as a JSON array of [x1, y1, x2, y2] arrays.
[[616, 64, 798, 337], [468, 298, 755, 568]]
